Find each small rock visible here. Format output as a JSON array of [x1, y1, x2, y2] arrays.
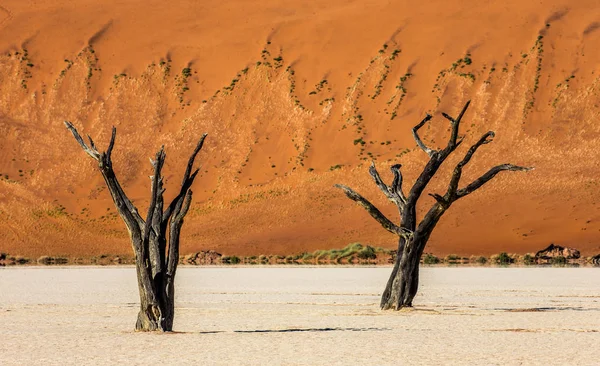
[[37, 256, 52, 265]]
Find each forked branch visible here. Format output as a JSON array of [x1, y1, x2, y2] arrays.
[[445, 131, 495, 199], [66, 119, 208, 331], [369, 162, 407, 209], [407, 101, 471, 205], [442, 100, 470, 151], [456, 164, 533, 199], [64, 121, 144, 231], [64, 121, 101, 161], [334, 184, 412, 238], [430, 130, 532, 204], [163, 133, 207, 226], [412, 114, 435, 157]]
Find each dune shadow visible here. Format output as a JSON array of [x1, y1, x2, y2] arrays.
[[234, 327, 389, 333]]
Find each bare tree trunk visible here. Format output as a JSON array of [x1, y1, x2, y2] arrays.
[[65, 121, 207, 331], [336, 100, 532, 310], [380, 238, 422, 310]]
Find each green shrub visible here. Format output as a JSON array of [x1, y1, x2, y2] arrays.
[[522, 254, 535, 265], [445, 254, 460, 262], [551, 256, 566, 265], [14, 256, 30, 265], [475, 256, 487, 264], [222, 255, 240, 264], [357, 246, 377, 260], [300, 252, 313, 261], [495, 252, 514, 265], [313, 250, 328, 261], [423, 254, 440, 264]]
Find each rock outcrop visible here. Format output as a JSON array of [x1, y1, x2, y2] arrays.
[[182, 251, 223, 265], [535, 244, 580, 260]]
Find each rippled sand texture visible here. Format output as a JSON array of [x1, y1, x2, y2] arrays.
[[1, 267, 599, 365]]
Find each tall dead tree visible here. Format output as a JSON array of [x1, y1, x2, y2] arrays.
[[335, 101, 532, 310], [65, 121, 207, 331]]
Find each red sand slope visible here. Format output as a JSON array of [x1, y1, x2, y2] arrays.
[[1, 0, 600, 257]]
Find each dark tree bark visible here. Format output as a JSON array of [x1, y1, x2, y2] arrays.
[[65, 121, 207, 331], [336, 101, 532, 310]]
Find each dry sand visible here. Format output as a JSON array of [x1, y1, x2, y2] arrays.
[[1, 267, 599, 365]]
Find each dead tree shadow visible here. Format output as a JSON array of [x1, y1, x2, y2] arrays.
[[234, 327, 390, 333], [501, 306, 593, 312]]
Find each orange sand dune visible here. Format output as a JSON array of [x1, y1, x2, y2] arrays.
[[1, 0, 600, 258]]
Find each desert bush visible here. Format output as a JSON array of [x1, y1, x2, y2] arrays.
[[14, 256, 30, 265], [301, 252, 314, 261], [494, 252, 514, 265], [357, 246, 377, 260], [473, 256, 487, 264], [522, 254, 535, 265], [551, 256, 566, 265], [313, 250, 328, 262], [221, 256, 241, 264], [36, 256, 68, 265], [445, 254, 461, 263], [305, 243, 390, 264], [423, 254, 440, 264]]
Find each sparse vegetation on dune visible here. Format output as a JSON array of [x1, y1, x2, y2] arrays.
[[0, 1, 599, 265]]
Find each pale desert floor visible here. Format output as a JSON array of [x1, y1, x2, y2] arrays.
[[1, 267, 599, 365]]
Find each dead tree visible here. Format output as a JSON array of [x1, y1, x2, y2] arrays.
[[65, 121, 207, 331], [335, 101, 532, 310]]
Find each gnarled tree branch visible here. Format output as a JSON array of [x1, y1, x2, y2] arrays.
[[456, 164, 533, 199], [442, 100, 470, 151], [64, 121, 144, 232], [163, 133, 207, 226], [407, 101, 471, 206], [335, 98, 532, 311], [334, 184, 412, 238], [444, 130, 495, 201], [389, 164, 407, 205], [65, 120, 208, 332], [369, 162, 407, 209], [412, 114, 435, 157], [64, 121, 101, 160]]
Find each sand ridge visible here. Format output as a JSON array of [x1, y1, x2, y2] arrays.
[[0, 1, 600, 257]]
